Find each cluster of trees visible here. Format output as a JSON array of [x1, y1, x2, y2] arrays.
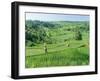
[[74, 29, 82, 40], [63, 22, 89, 40], [25, 20, 61, 46], [74, 22, 89, 40], [25, 20, 89, 47]]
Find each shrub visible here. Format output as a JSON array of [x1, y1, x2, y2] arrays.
[[26, 41, 35, 47]]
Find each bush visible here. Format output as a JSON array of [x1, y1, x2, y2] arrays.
[[74, 31, 82, 40], [26, 41, 35, 47]]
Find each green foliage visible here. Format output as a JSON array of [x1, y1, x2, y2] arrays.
[[74, 30, 82, 40], [26, 41, 35, 47], [25, 20, 89, 68], [26, 47, 89, 68], [25, 20, 88, 46], [73, 26, 82, 40]]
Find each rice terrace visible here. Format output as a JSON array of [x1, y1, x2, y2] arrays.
[[25, 13, 90, 68]]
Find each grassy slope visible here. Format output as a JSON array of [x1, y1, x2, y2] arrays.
[[25, 22, 89, 68], [26, 47, 89, 68], [25, 39, 89, 68]]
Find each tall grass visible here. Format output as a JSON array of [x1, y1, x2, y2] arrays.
[[25, 47, 89, 68]]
